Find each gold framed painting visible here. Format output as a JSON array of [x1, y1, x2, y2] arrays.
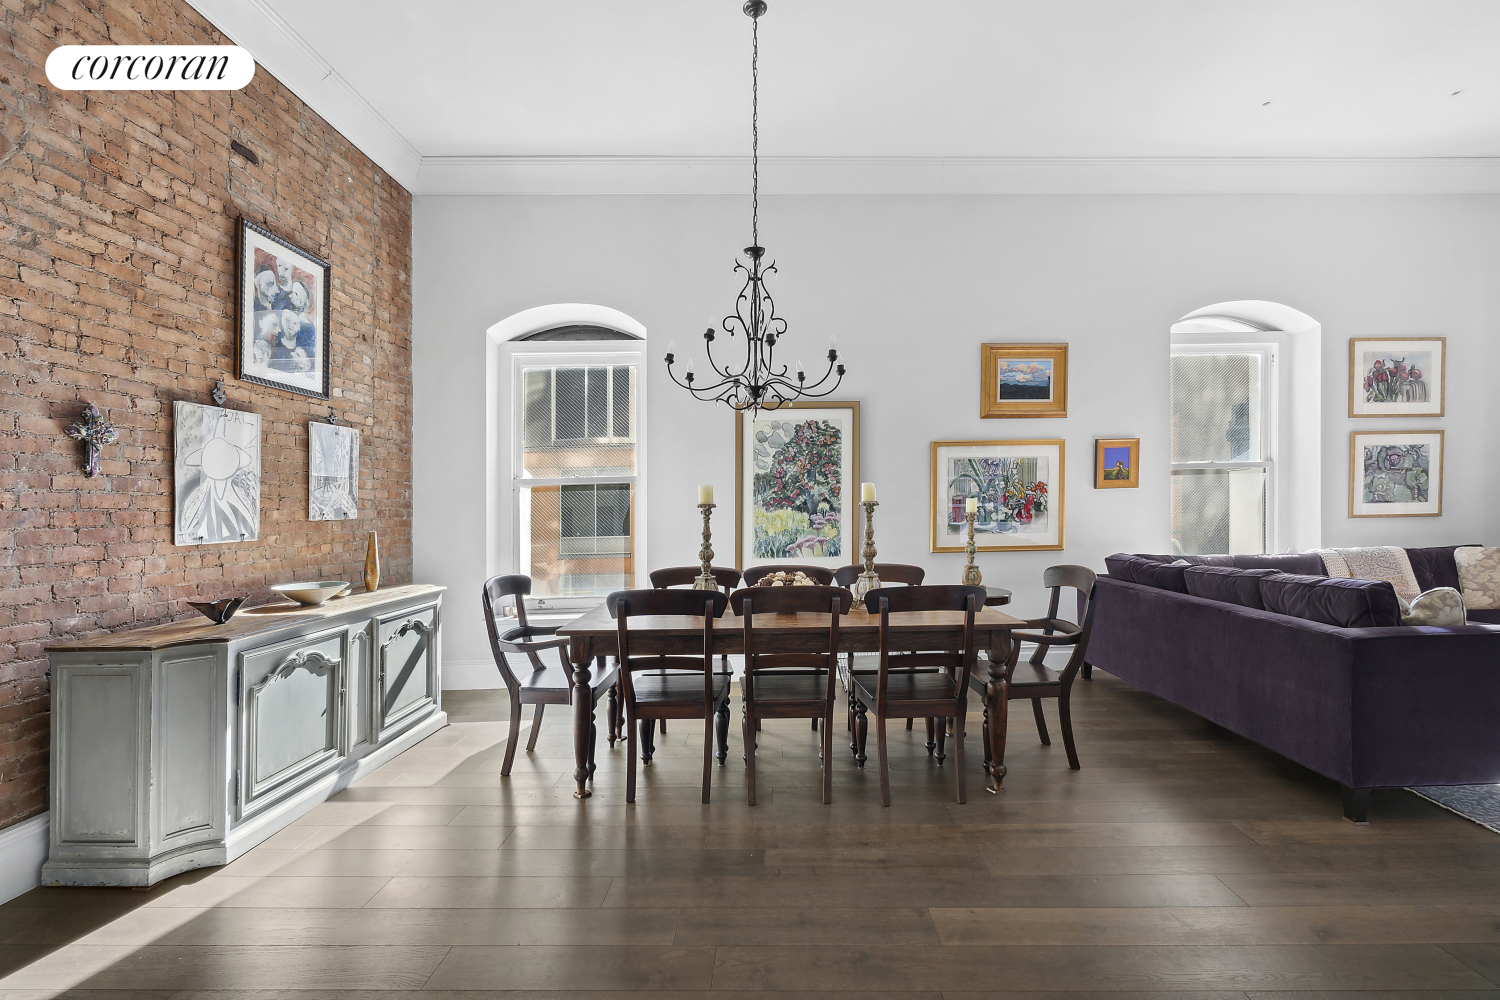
[[930, 439, 1064, 553], [1349, 337, 1445, 418], [1349, 429, 1443, 518], [735, 401, 860, 571], [1094, 438, 1139, 489], [981, 343, 1067, 418]]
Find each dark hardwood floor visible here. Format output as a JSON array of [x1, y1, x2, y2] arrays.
[[2, 670, 1499, 997]]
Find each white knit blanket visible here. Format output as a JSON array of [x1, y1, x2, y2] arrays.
[[1317, 546, 1422, 603]]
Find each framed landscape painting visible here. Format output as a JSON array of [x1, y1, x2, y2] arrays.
[[1349, 430, 1443, 518], [1349, 337, 1445, 417], [981, 343, 1068, 418], [237, 217, 332, 399], [736, 401, 860, 571], [1095, 437, 1139, 489], [930, 439, 1064, 552]]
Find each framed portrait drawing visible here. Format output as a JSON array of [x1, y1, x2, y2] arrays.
[[931, 439, 1064, 552], [736, 401, 860, 571], [237, 217, 331, 399], [1349, 430, 1443, 518], [1349, 337, 1445, 417], [174, 401, 261, 546], [1095, 438, 1139, 489], [981, 343, 1067, 418]]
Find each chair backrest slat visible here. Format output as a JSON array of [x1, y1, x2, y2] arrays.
[[649, 565, 743, 593], [832, 563, 925, 588], [742, 564, 836, 587], [729, 585, 853, 617]]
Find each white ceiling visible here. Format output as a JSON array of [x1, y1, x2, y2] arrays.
[[190, 0, 1500, 193]]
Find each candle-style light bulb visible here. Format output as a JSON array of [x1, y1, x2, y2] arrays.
[[685, 358, 695, 382], [827, 334, 838, 360], [796, 359, 805, 381], [665, 338, 676, 361]]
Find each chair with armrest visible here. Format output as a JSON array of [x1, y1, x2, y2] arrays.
[[731, 585, 853, 805], [743, 564, 836, 586], [606, 588, 732, 803], [850, 584, 986, 805], [482, 574, 620, 781], [968, 565, 1097, 792]]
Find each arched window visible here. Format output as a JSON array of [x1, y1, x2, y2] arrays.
[[1169, 301, 1322, 555], [489, 307, 648, 609]]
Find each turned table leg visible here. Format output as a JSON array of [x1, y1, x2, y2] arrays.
[[571, 642, 594, 799]]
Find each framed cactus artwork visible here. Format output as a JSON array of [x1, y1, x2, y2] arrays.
[[930, 439, 1065, 552], [735, 401, 860, 571]]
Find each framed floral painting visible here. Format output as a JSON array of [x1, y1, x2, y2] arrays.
[[1349, 430, 1443, 518], [1349, 337, 1445, 418], [931, 439, 1064, 552], [237, 217, 332, 399], [980, 343, 1068, 418], [735, 401, 860, 571]]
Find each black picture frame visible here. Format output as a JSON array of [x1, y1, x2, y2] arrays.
[[236, 217, 332, 400]]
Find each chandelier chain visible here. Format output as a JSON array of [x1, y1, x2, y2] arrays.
[[751, 12, 759, 247]]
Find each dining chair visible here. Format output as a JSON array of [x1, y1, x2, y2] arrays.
[[850, 585, 986, 805], [968, 565, 1097, 792], [481, 574, 620, 780], [834, 563, 948, 749], [731, 585, 853, 805], [742, 564, 836, 586], [606, 588, 732, 803], [633, 566, 743, 742]]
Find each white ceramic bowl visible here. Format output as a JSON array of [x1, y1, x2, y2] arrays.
[[270, 581, 350, 606]]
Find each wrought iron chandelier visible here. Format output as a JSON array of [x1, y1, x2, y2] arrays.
[[663, 0, 844, 412]]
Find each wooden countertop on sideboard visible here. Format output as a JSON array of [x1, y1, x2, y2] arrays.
[[47, 584, 446, 653]]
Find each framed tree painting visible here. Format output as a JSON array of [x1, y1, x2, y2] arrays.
[[1095, 437, 1139, 489], [736, 401, 860, 571], [981, 343, 1068, 418], [931, 439, 1064, 552], [237, 217, 332, 399], [1350, 430, 1443, 517], [1349, 337, 1445, 417], [174, 401, 261, 545]]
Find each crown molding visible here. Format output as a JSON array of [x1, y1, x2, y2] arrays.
[[184, 0, 422, 190], [414, 155, 1500, 196]]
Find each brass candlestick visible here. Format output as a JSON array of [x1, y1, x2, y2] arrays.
[[854, 500, 881, 599], [962, 511, 983, 586], [693, 503, 718, 590]]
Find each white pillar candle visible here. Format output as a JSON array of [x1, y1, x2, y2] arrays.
[[698, 484, 714, 505], [965, 496, 978, 514], [861, 482, 876, 502]]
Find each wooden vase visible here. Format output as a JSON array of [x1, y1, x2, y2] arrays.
[[364, 531, 380, 592]]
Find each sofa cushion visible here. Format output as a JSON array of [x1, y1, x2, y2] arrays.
[[1183, 565, 1279, 610], [1398, 587, 1467, 626], [1259, 573, 1402, 628], [1104, 553, 1150, 584], [1455, 546, 1500, 610], [1135, 559, 1192, 593], [1137, 553, 1236, 567], [1404, 544, 1482, 593], [1230, 552, 1326, 575], [1466, 608, 1500, 625]]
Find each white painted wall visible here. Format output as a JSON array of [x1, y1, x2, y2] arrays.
[[414, 194, 1500, 683]]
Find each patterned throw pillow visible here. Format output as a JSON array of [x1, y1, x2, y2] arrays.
[[1455, 547, 1500, 610], [1398, 587, 1467, 626]]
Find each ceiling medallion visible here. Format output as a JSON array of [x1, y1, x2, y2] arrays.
[[664, 0, 845, 412]]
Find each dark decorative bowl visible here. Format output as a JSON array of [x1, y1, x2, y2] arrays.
[[188, 597, 247, 625]]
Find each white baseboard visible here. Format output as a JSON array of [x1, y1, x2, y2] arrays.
[[0, 812, 49, 904]]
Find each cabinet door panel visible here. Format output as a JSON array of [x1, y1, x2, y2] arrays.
[[238, 630, 345, 819], [375, 604, 438, 743], [158, 654, 219, 842], [59, 669, 141, 844]]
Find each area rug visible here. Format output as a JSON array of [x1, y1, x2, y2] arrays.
[[1408, 784, 1500, 834]]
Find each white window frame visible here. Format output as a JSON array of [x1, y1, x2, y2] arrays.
[[1168, 336, 1283, 554], [501, 342, 647, 612]]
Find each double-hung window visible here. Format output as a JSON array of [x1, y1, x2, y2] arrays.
[[1169, 343, 1277, 554], [511, 348, 643, 604]]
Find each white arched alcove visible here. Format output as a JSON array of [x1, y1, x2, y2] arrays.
[[1170, 300, 1322, 554], [484, 304, 650, 631]]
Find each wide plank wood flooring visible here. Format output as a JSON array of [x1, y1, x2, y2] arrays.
[[3, 669, 1499, 998]]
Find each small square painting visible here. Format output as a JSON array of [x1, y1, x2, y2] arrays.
[[1094, 437, 1140, 489]]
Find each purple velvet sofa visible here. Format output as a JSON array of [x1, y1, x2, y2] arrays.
[[1085, 546, 1500, 822]]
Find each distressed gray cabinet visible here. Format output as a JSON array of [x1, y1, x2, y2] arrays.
[[42, 585, 445, 887]]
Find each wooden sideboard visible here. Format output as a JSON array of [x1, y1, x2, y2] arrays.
[[41, 585, 445, 887]]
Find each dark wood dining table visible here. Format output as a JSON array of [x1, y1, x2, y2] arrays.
[[555, 602, 1027, 798]]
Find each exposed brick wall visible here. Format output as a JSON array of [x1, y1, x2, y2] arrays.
[[0, 0, 414, 830]]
